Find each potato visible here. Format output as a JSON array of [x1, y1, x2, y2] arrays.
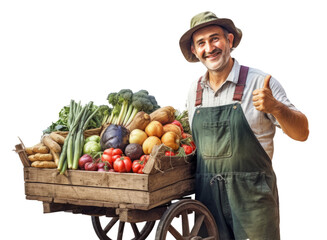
[[35, 153, 53, 161], [31, 161, 57, 168], [42, 135, 61, 153], [32, 143, 50, 154], [28, 153, 53, 161], [50, 132, 65, 145], [50, 150, 60, 166], [28, 155, 38, 162], [25, 147, 34, 155]]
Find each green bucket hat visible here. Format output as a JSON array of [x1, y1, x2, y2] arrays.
[[179, 11, 242, 62]]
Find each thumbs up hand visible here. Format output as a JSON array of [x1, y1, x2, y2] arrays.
[[252, 75, 277, 113]]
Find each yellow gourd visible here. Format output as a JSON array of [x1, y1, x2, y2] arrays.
[[163, 123, 182, 138], [129, 129, 148, 145], [145, 121, 164, 138], [142, 136, 162, 155], [161, 131, 180, 151]]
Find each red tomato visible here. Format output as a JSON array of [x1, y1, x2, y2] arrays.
[[172, 120, 184, 134], [140, 154, 150, 163], [103, 148, 114, 156], [102, 148, 123, 166], [132, 160, 144, 174], [113, 157, 132, 173], [112, 148, 123, 156], [190, 141, 196, 151], [101, 153, 112, 164], [165, 151, 176, 156], [112, 154, 121, 163], [182, 144, 193, 155]]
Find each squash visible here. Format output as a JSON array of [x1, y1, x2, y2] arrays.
[[142, 136, 162, 155], [161, 131, 180, 151], [163, 123, 182, 138], [126, 111, 151, 132], [129, 129, 148, 145], [149, 106, 176, 125], [145, 121, 164, 138]]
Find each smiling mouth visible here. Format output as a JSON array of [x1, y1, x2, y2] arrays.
[[204, 50, 221, 60]]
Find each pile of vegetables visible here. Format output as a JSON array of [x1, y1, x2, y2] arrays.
[[26, 89, 195, 175], [87, 105, 196, 174], [25, 132, 65, 168], [106, 89, 160, 127], [43, 102, 110, 134], [56, 100, 102, 174]]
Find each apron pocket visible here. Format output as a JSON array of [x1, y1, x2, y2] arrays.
[[226, 172, 277, 210], [202, 120, 232, 158]]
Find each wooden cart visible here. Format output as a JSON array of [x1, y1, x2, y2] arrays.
[[15, 143, 219, 240]]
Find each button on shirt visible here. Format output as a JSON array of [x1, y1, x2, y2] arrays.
[[186, 59, 297, 159]]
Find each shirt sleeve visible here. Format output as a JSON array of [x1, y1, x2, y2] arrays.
[[266, 76, 298, 127]]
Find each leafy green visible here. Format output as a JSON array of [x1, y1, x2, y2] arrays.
[[43, 103, 111, 135]]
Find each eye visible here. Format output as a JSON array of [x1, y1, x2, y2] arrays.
[[197, 41, 204, 47]]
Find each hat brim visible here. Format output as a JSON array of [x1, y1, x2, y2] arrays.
[[179, 18, 242, 62]]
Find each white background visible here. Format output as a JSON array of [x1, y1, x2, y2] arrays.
[[1, 0, 326, 239]]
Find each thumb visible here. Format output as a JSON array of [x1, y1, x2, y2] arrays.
[[263, 75, 272, 89]]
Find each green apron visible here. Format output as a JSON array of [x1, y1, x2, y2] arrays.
[[192, 66, 280, 240]]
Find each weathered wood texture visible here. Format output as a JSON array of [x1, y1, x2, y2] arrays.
[[22, 148, 196, 211]]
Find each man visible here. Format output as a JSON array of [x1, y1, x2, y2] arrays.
[[179, 11, 309, 240]]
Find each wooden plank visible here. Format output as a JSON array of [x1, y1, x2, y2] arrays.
[[24, 176, 195, 210], [43, 202, 73, 213], [148, 162, 195, 192], [53, 198, 119, 208], [150, 178, 195, 206], [15, 144, 30, 167], [25, 182, 150, 205], [117, 206, 167, 223], [120, 178, 195, 210], [23, 163, 195, 192], [24, 167, 149, 191]]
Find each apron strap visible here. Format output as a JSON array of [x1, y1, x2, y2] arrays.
[[233, 65, 249, 101], [194, 65, 249, 106], [195, 76, 203, 106]]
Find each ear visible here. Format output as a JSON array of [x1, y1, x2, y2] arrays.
[[227, 33, 234, 48], [191, 44, 196, 54]]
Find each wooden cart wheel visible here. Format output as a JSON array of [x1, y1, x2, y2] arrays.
[[91, 216, 155, 240], [155, 199, 219, 240]]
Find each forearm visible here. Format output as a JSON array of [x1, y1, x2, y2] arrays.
[[272, 102, 309, 141]]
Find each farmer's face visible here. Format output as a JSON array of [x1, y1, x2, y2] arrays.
[[191, 25, 234, 72]]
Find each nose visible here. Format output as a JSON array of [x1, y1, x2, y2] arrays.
[[205, 41, 215, 53]]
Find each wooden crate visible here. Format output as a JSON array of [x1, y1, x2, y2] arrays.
[[19, 144, 196, 211]]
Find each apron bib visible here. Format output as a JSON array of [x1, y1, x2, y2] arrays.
[[192, 66, 280, 240]]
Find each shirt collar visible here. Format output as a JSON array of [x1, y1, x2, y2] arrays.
[[201, 59, 241, 87]]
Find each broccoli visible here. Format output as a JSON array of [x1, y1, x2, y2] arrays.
[[148, 95, 160, 112], [106, 92, 119, 124], [97, 105, 111, 125], [116, 89, 133, 125], [106, 89, 160, 127], [124, 90, 154, 126]]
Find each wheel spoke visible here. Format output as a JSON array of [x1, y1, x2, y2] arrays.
[[181, 210, 190, 236], [104, 217, 119, 234], [190, 214, 205, 236], [117, 221, 125, 240], [130, 222, 141, 237], [168, 224, 184, 240]]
